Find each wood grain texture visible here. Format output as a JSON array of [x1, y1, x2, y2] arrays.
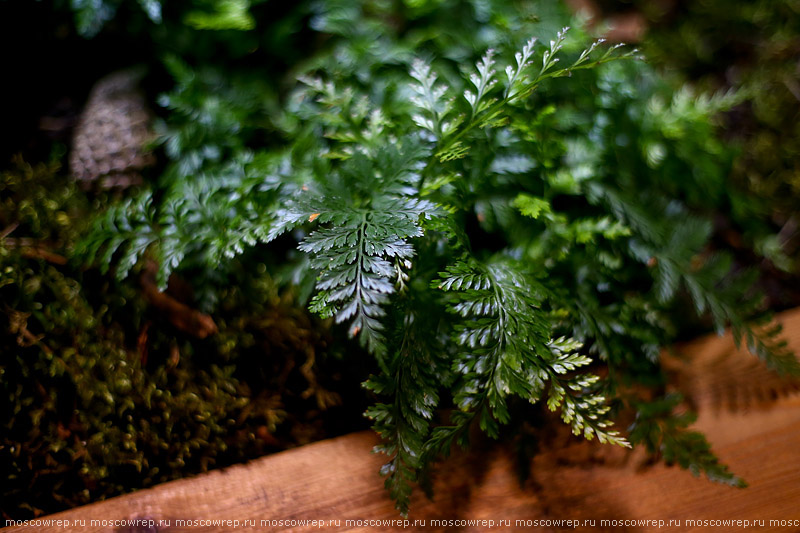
[[5, 309, 800, 532]]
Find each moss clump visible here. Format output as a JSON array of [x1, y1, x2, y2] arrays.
[[1, 158, 366, 519]]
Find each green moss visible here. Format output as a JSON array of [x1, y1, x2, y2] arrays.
[[1, 159, 362, 519]]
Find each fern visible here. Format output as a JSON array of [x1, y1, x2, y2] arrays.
[[629, 394, 746, 487], [429, 29, 638, 162], [75, 194, 159, 280], [431, 258, 628, 448], [592, 186, 800, 375], [72, 0, 800, 515], [266, 135, 443, 361], [365, 294, 451, 515], [286, 197, 438, 361], [79, 152, 282, 288]]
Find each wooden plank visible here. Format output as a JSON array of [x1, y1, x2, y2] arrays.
[[5, 308, 800, 532]]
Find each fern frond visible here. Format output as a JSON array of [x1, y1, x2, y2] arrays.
[[409, 59, 459, 139], [433, 257, 628, 448], [366, 299, 451, 516], [545, 338, 629, 446], [426, 32, 636, 161], [280, 196, 440, 361], [75, 193, 159, 281], [465, 49, 498, 116], [589, 185, 799, 376], [504, 37, 537, 99], [540, 27, 569, 75], [629, 394, 746, 486]]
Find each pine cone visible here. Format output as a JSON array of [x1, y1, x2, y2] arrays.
[[70, 69, 155, 188]]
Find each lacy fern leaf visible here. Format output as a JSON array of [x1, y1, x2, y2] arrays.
[[433, 258, 628, 447], [295, 198, 437, 359]]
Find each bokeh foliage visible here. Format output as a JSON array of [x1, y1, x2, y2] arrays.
[[625, 0, 800, 280]]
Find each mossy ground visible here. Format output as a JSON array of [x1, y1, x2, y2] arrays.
[[0, 159, 369, 519]]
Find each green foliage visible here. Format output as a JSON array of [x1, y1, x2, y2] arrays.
[[184, 0, 256, 31], [77, 57, 281, 289], [71, 0, 162, 37], [432, 259, 626, 444], [364, 288, 451, 514], [634, 0, 800, 276], [69, 0, 263, 38], [48, 0, 800, 516]]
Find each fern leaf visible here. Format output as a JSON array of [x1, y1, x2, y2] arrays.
[[629, 394, 746, 487], [286, 197, 440, 360], [366, 299, 450, 516], [434, 257, 628, 448]]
